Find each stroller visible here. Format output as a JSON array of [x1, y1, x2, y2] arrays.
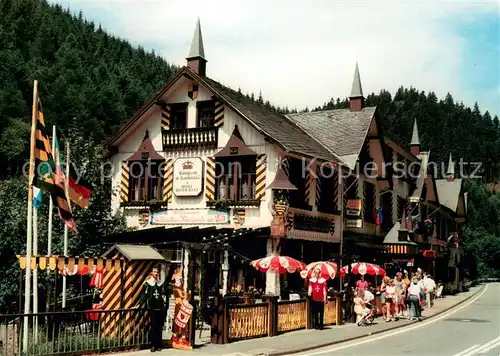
[[357, 302, 376, 326]]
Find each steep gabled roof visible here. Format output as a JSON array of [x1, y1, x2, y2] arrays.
[[106, 67, 339, 162], [435, 178, 463, 212], [285, 107, 376, 167], [200, 76, 339, 162]]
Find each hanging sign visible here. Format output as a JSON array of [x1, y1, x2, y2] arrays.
[[346, 199, 362, 217], [173, 157, 203, 197], [151, 208, 230, 225]]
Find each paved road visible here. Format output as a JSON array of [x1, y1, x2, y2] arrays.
[[293, 283, 500, 356]]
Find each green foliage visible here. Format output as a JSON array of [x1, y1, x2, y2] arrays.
[[462, 180, 500, 278]]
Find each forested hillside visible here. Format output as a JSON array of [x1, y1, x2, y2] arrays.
[[0, 0, 498, 311]]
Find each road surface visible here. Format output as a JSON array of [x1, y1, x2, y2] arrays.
[[293, 283, 500, 356]]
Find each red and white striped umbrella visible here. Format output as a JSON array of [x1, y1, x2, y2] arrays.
[[300, 261, 337, 280], [250, 255, 306, 274], [340, 262, 386, 277]]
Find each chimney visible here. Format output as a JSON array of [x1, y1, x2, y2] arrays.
[[446, 153, 455, 181], [186, 18, 207, 76], [349, 62, 364, 112], [410, 118, 420, 156]]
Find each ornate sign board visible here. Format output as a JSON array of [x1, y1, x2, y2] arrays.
[[173, 157, 203, 197], [151, 209, 230, 225], [345, 199, 362, 217], [345, 219, 363, 228], [285, 207, 340, 243]]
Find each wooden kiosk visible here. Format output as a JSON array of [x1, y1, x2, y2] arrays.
[[100, 244, 166, 342]]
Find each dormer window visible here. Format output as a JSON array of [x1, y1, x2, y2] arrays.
[[197, 100, 215, 127], [121, 131, 166, 205]]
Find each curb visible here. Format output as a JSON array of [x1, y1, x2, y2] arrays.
[[266, 285, 486, 356]]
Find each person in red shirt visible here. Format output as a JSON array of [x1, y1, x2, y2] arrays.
[[308, 268, 327, 330], [355, 274, 370, 291]]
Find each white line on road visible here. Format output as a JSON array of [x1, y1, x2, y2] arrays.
[[292, 285, 489, 356], [477, 337, 500, 354], [452, 344, 480, 356]]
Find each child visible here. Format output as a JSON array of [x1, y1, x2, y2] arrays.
[[353, 289, 367, 324], [384, 279, 396, 322]]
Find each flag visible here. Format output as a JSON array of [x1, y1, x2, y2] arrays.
[[67, 163, 93, 209], [33, 186, 42, 208], [375, 207, 383, 226], [52, 135, 77, 232], [32, 98, 77, 232]]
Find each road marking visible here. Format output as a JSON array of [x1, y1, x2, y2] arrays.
[[477, 337, 500, 354], [291, 285, 489, 356], [452, 344, 480, 356]]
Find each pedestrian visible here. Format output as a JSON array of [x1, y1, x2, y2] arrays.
[[136, 265, 168, 352], [384, 278, 396, 322], [393, 272, 404, 318], [356, 274, 369, 291], [308, 267, 327, 330], [353, 289, 367, 324], [423, 274, 436, 308], [407, 277, 423, 321]]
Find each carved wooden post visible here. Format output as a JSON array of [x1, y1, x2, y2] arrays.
[[306, 298, 312, 329], [210, 297, 225, 344], [223, 299, 230, 344]]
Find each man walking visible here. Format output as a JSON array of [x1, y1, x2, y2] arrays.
[[308, 268, 327, 330], [137, 265, 168, 352], [423, 273, 436, 308]]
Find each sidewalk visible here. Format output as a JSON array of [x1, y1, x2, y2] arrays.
[[112, 285, 483, 356]]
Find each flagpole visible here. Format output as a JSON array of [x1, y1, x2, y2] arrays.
[[33, 204, 38, 342], [23, 79, 38, 352], [47, 125, 55, 313], [62, 141, 70, 309]]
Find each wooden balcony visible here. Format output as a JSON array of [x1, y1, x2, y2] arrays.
[[162, 127, 218, 150]]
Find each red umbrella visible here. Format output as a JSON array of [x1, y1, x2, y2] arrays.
[[250, 255, 306, 274], [340, 262, 386, 277], [300, 261, 337, 280]]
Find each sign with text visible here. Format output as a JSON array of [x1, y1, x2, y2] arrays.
[[345, 199, 362, 217], [173, 157, 203, 197], [151, 209, 230, 225]]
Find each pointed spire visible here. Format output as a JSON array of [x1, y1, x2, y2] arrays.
[[188, 18, 205, 59], [410, 119, 420, 145], [348, 62, 365, 112], [350, 62, 364, 98], [446, 153, 455, 180], [410, 118, 421, 155], [186, 18, 207, 76]]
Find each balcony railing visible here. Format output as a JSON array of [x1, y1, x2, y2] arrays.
[[162, 127, 218, 150]]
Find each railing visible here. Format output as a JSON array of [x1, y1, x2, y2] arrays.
[[0, 308, 151, 356], [228, 303, 269, 341], [277, 300, 307, 333], [162, 127, 218, 149], [211, 296, 342, 344]]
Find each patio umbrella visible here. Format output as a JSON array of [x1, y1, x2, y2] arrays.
[[339, 262, 386, 277], [300, 261, 338, 280], [250, 255, 306, 274]]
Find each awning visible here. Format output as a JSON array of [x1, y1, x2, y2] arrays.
[[103, 244, 165, 261], [383, 222, 417, 246]]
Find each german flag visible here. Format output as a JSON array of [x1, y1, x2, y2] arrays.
[[67, 164, 93, 209], [33, 99, 77, 232]]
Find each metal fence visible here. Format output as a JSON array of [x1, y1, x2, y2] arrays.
[[0, 308, 151, 356]]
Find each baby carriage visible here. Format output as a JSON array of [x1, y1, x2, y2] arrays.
[[357, 302, 376, 326]]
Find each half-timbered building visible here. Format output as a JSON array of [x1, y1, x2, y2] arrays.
[[105, 19, 467, 297]]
